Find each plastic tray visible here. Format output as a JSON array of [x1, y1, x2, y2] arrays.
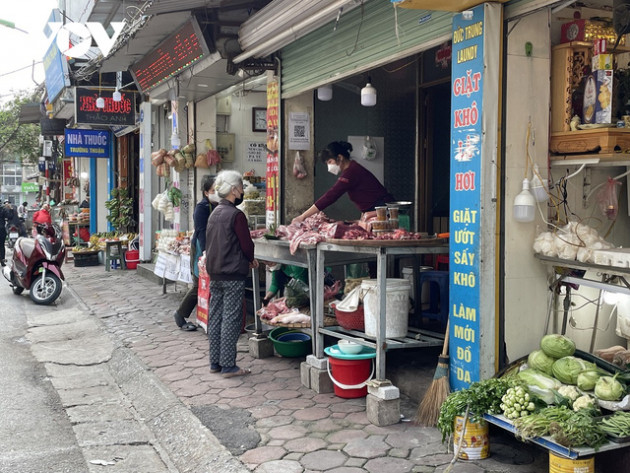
[[324, 345, 376, 360]]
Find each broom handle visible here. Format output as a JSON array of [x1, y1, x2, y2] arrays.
[[441, 320, 450, 357]]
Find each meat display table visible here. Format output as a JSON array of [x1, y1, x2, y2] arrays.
[[312, 239, 449, 425], [250, 239, 372, 353]]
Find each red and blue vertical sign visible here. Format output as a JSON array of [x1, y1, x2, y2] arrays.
[[449, 5, 484, 391]]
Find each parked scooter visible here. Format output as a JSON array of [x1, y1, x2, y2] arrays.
[[6, 222, 21, 248], [3, 223, 65, 305]]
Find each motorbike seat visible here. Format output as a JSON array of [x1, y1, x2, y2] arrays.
[[18, 238, 36, 259]]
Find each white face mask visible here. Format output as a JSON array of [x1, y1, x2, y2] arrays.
[[208, 193, 221, 204], [327, 163, 341, 176]]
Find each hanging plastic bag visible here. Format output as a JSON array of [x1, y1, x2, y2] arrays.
[[205, 139, 221, 166], [361, 136, 377, 160], [293, 151, 307, 179], [335, 285, 362, 312], [151, 193, 162, 210], [596, 177, 621, 220]]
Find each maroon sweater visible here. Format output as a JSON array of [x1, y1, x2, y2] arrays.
[[315, 161, 394, 213]]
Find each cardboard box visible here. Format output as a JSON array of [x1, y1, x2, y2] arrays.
[[595, 69, 614, 124], [592, 53, 613, 71]]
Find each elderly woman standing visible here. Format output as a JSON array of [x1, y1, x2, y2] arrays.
[[205, 170, 258, 377]]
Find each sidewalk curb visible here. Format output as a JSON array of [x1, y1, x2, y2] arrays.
[[65, 283, 251, 473]]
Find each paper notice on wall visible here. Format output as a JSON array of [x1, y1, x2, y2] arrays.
[[288, 112, 310, 150], [247, 142, 266, 162]]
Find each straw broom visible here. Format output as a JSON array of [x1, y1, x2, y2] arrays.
[[414, 320, 450, 426]]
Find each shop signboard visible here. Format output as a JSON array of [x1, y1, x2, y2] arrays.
[[21, 182, 39, 193], [42, 40, 70, 103], [75, 87, 136, 126], [265, 80, 279, 228], [64, 129, 111, 158], [449, 6, 484, 391]]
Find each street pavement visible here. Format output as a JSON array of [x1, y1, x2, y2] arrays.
[[15, 261, 601, 472]]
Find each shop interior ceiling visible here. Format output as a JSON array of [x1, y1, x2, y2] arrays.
[[550, 1, 614, 24], [85, 0, 273, 103]]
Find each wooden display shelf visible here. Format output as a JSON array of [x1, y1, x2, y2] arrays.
[[550, 128, 630, 154]]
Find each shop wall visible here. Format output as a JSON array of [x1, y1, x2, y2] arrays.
[[226, 91, 267, 178], [313, 65, 416, 222], [284, 93, 315, 222], [503, 9, 553, 360], [503, 9, 628, 359], [195, 94, 218, 197], [96, 158, 109, 232]]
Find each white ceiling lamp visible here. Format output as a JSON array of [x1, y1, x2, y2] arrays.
[[317, 84, 333, 101], [361, 76, 376, 107]]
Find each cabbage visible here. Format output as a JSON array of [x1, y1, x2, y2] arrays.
[[540, 334, 576, 359], [517, 369, 562, 404], [577, 370, 600, 391], [528, 350, 555, 375], [551, 356, 597, 385], [594, 374, 625, 401]]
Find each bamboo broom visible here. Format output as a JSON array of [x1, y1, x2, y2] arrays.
[[414, 320, 450, 426]]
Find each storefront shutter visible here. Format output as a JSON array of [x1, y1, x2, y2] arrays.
[[280, 0, 453, 98]]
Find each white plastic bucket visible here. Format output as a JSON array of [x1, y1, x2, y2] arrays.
[[361, 278, 411, 338], [401, 266, 433, 306]]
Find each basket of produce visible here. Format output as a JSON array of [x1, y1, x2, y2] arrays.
[[268, 327, 312, 357]]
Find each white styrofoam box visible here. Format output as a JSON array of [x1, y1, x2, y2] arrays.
[[592, 248, 630, 268]]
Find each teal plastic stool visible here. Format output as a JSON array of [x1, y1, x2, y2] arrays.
[[105, 241, 126, 271]]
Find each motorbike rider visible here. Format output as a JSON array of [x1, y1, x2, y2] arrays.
[[5, 202, 26, 238]]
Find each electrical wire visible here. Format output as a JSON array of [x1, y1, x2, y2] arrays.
[[0, 62, 43, 78]]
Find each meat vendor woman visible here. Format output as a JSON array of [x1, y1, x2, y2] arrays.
[[291, 141, 394, 224]]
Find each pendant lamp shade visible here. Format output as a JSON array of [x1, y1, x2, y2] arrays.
[[112, 90, 122, 102], [317, 85, 333, 101], [95, 97, 105, 108], [361, 77, 376, 107]]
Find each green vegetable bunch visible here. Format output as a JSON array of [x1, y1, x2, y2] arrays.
[[601, 411, 630, 438], [437, 377, 515, 442], [513, 406, 606, 449], [501, 386, 535, 419], [168, 187, 182, 207]]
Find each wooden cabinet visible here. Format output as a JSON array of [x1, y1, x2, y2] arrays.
[[550, 41, 592, 133]]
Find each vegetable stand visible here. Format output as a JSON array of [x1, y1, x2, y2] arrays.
[[483, 413, 630, 459]]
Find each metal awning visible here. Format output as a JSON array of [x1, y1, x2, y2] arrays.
[[18, 103, 43, 124], [234, 0, 361, 63]]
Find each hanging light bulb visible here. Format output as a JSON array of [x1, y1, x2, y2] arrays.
[[361, 76, 377, 107], [317, 85, 333, 101], [530, 164, 549, 202], [513, 178, 536, 222], [96, 71, 105, 108], [113, 71, 122, 102]]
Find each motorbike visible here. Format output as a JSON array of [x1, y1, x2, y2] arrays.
[[6, 222, 21, 248], [3, 223, 65, 305]]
